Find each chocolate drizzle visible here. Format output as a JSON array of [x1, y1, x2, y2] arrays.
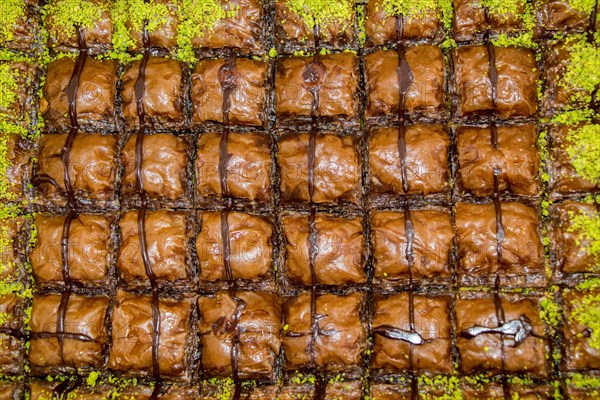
[[217, 54, 246, 400], [133, 21, 163, 400], [589, 0, 598, 40], [395, 16, 414, 194]]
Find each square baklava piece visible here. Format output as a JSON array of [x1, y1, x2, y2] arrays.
[[275, 0, 356, 51], [29, 382, 111, 400], [278, 133, 361, 205], [365, 0, 445, 45], [122, 57, 186, 131], [191, 58, 268, 127], [197, 211, 273, 284], [454, 45, 539, 118], [536, 0, 600, 35], [550, 201, 599, 274], [0, 61, 37, 136], [0, 133, 33, 203], [456, 124, 540, 197], [282, 213, 365, 286], [283, 292, 364, 371], [109, 290, 192, 378], [35, 133, 118, 207], [372, 209, 454, 284], [30, 213, 113, 285], [369, 125, 450, 197], [41, 57, 118, 132], [196, 132, 272, 204], [365, 46, 445, 118], [122, 133, 190, 205], [44, 0, 113, 52], [548, 123, 599, 195], [275, 53, 358, 122], [453, 0, 531, 41], [456, 202, 544, 284], [372, 293, 452, 373], [118, 210, 191, 285], [0, 214, 26, 281], [1, 1, 39, 52], [562, 287, 600, 370], [456, 293, 548, 376], [198, 291, 281, 379], [29, 293, 109, 369], [462, 381, 552, 399]]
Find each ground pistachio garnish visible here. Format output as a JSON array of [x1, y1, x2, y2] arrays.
[[540, 288, 561, 328], [567, 0, 598, 14], [560, 35, 600, 106], [568, 373, 600, 394], [0, 135, 16, 202], [381, 0, 453, 30], [176, 0, 238, 62], [284, 0, 354, 31], [565, 124, 600, 184], [567, 205, 600, 264], [570, 288, 600, 350], [417, 375, 462, 400], [480, 0, 523, 18], [0, 0, 26, 44], [112, 0, 172, 53], [44, 0, 107, 42]]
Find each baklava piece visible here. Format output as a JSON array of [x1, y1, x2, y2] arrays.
[[536, 0, 600, 35], [121, 385, 199, 400], [565, 374, 600, 399], [197, 212, 273, 283], [0, 133, 32, 203], [187, 0, 263, 54], [198, 291, 281, 379], [29, 382, 111, 400], [562, 287, 600, 370], [543, 37, 599, 113], [372, 209, 454, 283], [454, 45, 539, 118], [369, 384, 411, 400], [275, 53, 358, 121], [191, 58, 268, 127], [35, 133, 118, 206], [118, 210, 190, 284], [369, 125, 450, 197], [44, 0, 113, 52], [30, 214, 113, 285], [462, 381, 552, 399], [365, 47, 445, 118], [113, 0, 179, 51], [0, 61, 36, 136], [283, 292, 364, 371], [278, 133, 361, 205], [455, 202, 544, 282], [457, 124, 540, 196], [0, 1, 38, 52], [122, 57, 186, 130], [455, 294, 548, 376], [0, 214, 25, 281], [109, 291, 192, 377], [0, 295, 24, 374], [122, 133, 189, 204], [372, 293, 452, 373], [282, 213, 365, 286], [550, 201, 599, 274], [41, 57, 118, 132], [453, 0, 530, 41], [548, 123, 599, 194], [365, 0, 445, 45], [275, 0, 355, 51], [196, 132, 271, 204], [29, 293, 109, 369]]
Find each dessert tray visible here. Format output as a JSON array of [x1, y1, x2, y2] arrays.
[[0, 0, 599, 399]]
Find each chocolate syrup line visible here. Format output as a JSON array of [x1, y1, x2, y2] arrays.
[[589, 0, 598, 41], [217, 54, 245, 400], [132, 20, 163, 400]]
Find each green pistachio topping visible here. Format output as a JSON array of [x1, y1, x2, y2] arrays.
[[382, 0, 453, 30], [566, 124, 600, 184], [112, 0, 172, 53], [284, 0, 354, 30], [176, 0, 238, 62], [206, 377, 235, 400], [568, 373, 600, 390], [570, 291, 600, 350], [550, 109, 595, 126], [0, 64, 17, 111], [567, 0, 598, 14], [561, 35, 600, 106], [540, 291, 561, 328], [0, 0, 25, 44], [417, 375, 462, 400], [567, 207, 600, 263], [45, 0, 106, 40], [0, 136, 15, 202], [480, 0, 522, 17]]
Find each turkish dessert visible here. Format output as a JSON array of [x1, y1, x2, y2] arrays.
[[4, 0, 600, 397]]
